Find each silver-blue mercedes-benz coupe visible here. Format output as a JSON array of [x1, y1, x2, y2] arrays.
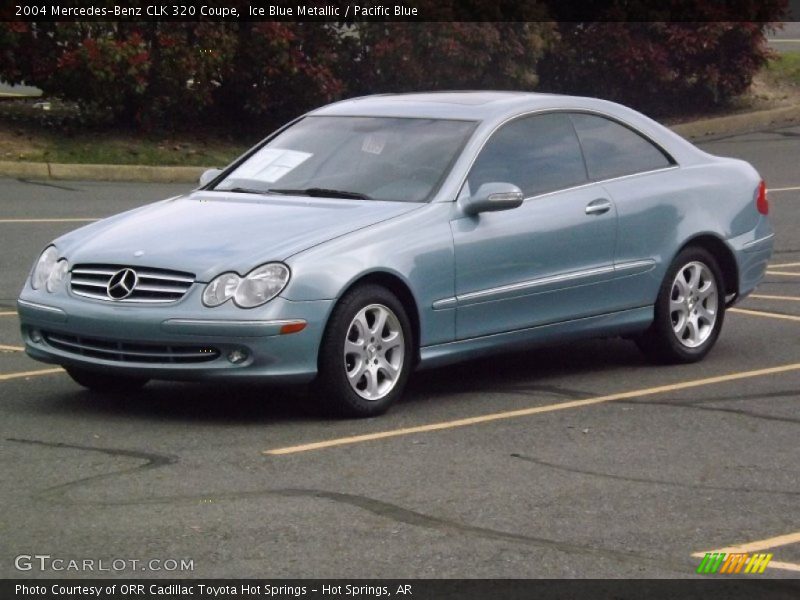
[[17, 92, 774, 416]]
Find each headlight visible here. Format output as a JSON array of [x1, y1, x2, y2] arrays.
[[46, 259, 70, 293], [202, 272, 241, 307], [31, 246, 59, 290], [203, 263, 290, 308], [235, 263, 291, 308]]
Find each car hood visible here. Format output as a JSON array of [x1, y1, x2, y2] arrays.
[[57, 192, 422, 281]]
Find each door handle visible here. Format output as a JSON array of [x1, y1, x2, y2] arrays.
[[585, 199, 612, 216]]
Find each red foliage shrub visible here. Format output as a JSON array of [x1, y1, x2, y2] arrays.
[[214, 23, 344, 127], [538, 19, 784, 115], [0, 1, 789, 130], [348, 23, 556, 94], [0, 21, 344, 129]]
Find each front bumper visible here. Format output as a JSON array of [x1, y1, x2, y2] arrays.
[[17, 284, 333, 384]]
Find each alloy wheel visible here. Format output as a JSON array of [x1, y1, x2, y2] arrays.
[[669, 261, 718, 349], [343, 303, 405, 401]]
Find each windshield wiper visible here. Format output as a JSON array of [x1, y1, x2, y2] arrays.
[[267, 187, 371, 200], [222, 187, 272, 195]]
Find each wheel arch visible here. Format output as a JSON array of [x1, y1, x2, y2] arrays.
[[335, 271, 422, 364], [675, 234, 739, 299]]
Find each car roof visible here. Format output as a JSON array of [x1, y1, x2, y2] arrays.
[[308, 91, 710, 167], [311, 91, 616, 121]]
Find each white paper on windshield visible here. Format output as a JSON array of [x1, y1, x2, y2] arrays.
[[361, 134, 386, 155], [228, 148, 312, 182]]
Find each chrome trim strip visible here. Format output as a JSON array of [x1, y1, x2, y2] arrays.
[[458, 265, 615, 305], [518, 166, 679, 204], [437, 261, 656, 310], [164, 319, 305, 327], [432, 297, 457, 310], [743, 233, 775, 249], [133, 284, 190, 293], [72, 268, 194, 284], [615, 259, 655, 271], [71, 289, 184, 303], [614, 259, 657, 275], [70, 279, 107, 288], [137, 273, 195, 283], [17, 299, 65, 314], [71, 268, 117, 276]]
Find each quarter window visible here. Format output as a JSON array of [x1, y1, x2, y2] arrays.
[[467, 113, 588, 198], [570, 113, 673, 180]]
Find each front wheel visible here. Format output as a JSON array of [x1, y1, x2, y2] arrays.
[[636, 247, 726, 363], [315, 284, 413, 417], [66, 367, 149, 393]]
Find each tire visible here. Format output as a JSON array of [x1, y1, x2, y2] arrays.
[[66, 367, 149, 393], [315, 284, 414, 417], [636, 246, 726, 364]]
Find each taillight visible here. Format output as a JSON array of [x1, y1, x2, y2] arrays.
[[756, 180, 769, 215]]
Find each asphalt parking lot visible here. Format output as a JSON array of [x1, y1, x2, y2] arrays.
[[768, 21, 800, 53], [1, 126, 799, 580]]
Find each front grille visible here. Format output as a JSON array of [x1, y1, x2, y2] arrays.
[[70, 264, 195, 303], [43, 331, 219, 364]]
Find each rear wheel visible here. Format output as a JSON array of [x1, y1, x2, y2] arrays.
[[636, 247, 726, 363], [316, 284, 413, 417], [66, 367, 149, 393]]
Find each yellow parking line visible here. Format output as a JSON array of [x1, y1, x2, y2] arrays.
[[0, 344, 24, 352], [691, 531, 800, 573], [759, 560, 800, 572], [264, 362, 800, 455], [694, 531, 800, 555], [768, 185, 800, 192], [0, 311, 17, 317], [0, 367, 62, 382], [0, 218, 99, 223], [766, 270, 800, 277], [769, 261, 800, 268], [749, 294, 800, 302], [730, 307, 800, 322]]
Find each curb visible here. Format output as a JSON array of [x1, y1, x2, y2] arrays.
[[669, 103, 800, 140], [0, 161, 207, 184], [1, 103, 799, 184]]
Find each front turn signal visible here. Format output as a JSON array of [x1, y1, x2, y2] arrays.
[[279, 321, 307, 335]]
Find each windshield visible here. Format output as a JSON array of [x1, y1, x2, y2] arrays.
[[213, 116, 478, 202]]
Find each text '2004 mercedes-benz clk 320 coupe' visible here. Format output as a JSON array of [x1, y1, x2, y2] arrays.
[[18, 92, 773, 417]]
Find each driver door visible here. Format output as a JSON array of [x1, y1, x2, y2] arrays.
[[451, 112, 619, 339]]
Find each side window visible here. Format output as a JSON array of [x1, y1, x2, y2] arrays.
[[570, 113, 673, 180], [467, 113, 588, 198]]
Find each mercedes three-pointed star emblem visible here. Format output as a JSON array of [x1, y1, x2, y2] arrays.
[[106, 268, 138, 300]]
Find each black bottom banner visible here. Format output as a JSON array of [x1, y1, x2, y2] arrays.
[[4, 579, 800, 600]]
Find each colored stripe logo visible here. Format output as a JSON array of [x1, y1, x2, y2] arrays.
[[697, 552, 773, 574]]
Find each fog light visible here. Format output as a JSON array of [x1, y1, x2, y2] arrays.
[[227, 349, 248, 364], [30, 329, 42, 343]]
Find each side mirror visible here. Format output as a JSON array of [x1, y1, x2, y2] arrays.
[[462, 182, 524, 216], [199, 168, 223, 187]]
